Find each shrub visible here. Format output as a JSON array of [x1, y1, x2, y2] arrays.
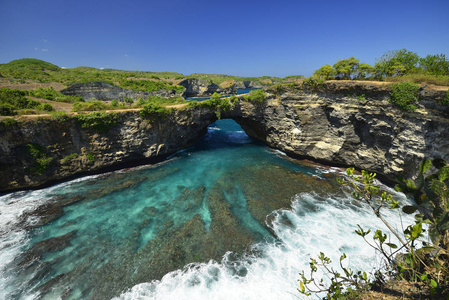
[[111, 99, 119, 107], [0, 103, 16, 116], [26, 143, 53, 174], [139, 102, 173, 119], [75, 112, 119, 133], [50, 111, 69, 121], [62, 153, 79, 163], [302, 77, 325, 91], [86, 152, 95, 164], [243, 89, 267, 104], [1, 117, 18, 126], [390, 82, 419, 111], [38, 103, 54, 112], [72, 100, 108, 112]]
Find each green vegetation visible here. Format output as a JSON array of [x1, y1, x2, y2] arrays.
[[0, 88, 54, 116], [299, 162, 449, 298], [443, 90, 449, 106], [25, 143, 53, 174], [118, 78, 185, 94], [243, 89, 267, 104], [50, 111, 69, 121], [1, 117, 19, 126], [311, 49, 449, 85], [62, 153, 79, 163], [301, 77, 324, 91], [139, 102, 173, 120], [187, 93, 238, 119], [390, 82, 419, 111], [72, 100, 109, 112], [313, 64, 336, 80], [75, 112, 119, 133], [137, 95, 186, 107], [29, 87, 84, 103], [86, 152, 95, 164]]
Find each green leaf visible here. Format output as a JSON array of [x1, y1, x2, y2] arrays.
[[386, 243, 398, 249], [410, 222, 423, 240], [438, 166, 449, 182], [406, 179, 417, 190], [437, 212, 449, 231], [389, 200, 399, 209], [419, 158, 432, 174], [346, 168, 355, 176], [394, 184, 404, 192], [402, 205, 418, 214], [430, 279, 438, 288], [416, 173, 424, 190], [420, 274, 427, 281]]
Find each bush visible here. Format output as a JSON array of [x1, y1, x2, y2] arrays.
[[111, 99, 119, 107], [72, 100, 108, 112], [50, 111, 69, 121], [38, 103, 54, 112], [302, 77, 325, 91], [86, 152, 95, 164], [1, 117, 18, 126], [75, 112, 119, 133], [139, 102, 173, 119], [0, 103, 16, 116], [62, 153, 79, 163], [390, 82, 419, 111], [243, 89, 267, 104], [26, 143, 53, 174]]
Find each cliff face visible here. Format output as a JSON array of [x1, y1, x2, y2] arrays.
[[234, 81, 264, 89], [178, 79, 237, 97], [61, 82, 183, 101], [1, 81, 448, 192], [229, 82, 449, 180], [0, 108, 216, 191]]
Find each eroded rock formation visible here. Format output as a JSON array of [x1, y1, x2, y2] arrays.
[[178, 79, 237, 97], [1, 81, 448, 192], [61, 81, 182, 101]]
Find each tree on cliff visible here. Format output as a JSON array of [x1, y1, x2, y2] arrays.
[[313, 64, 336, 80], [374, 49, 420, 79], [419, 54, 449, 76], [333, 57, 360, 80]]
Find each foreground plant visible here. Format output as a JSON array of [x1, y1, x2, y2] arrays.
[[298, 160, 449, 298]]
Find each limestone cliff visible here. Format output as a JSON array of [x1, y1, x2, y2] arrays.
[[229, 81, 449, 180], [178, 79, 237, 97], [61, 82, 183, 101], [1, 81, 448, 192], [0, 108, 216, 191], [234, 80, 264, 89]]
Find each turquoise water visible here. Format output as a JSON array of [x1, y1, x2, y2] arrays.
[[0, 119, 415, 300]]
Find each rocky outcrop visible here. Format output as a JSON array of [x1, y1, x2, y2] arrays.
[[61, 82, 183, 101], [234, 80, 264, 89], [0, 108, 216, 191], [178, 79, 237, 97], [1, 81, 448, 192], [228, 82, 449, 181]]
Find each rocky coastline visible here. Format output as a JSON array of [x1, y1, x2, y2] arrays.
[[1, 81, 448, 192]]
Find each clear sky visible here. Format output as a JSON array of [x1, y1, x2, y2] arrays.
[[1, 0, 448, 77]]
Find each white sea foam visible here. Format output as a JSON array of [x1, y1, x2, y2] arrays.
[[115, 191, 414, 300]]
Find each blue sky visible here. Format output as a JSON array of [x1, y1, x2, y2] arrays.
[[1, 0, 448, 77]]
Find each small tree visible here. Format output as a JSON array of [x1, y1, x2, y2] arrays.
[[419, 54, 449, 76], [333, 57, 360, 80], [313, 64, 336, 80]]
